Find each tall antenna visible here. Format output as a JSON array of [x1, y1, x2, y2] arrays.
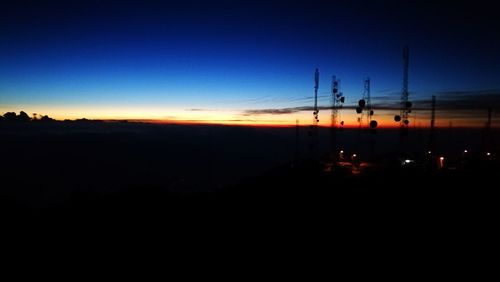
[[482, 107, 492, 153], [357, 78, 374, 128], [330, 75, 344, 158], [364, 77, 372, 127], [394, 46, 412, 134], [314, 68, 319, 125], [308, 68, 320, 156], [355, 77, 378, 159]]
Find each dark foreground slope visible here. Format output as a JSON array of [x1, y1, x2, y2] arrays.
[[1, 122, 497, 225], [1, 122, 497, 273]]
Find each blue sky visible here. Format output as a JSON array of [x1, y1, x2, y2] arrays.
[[0, 0, 498, 126]]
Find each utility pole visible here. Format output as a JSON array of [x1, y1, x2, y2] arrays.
[[308, 68, 320, 158]]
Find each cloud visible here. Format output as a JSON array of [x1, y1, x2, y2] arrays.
[[241, 88, 500, 126], [243, 106, 333, 116], [185, 108, 218, 111], [243, 104, 405, 116], [243, 108, 302, 115], [434, 89, 500, 111], [357, 89, 500, 112]]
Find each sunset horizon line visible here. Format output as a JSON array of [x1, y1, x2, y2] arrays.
[[1, 115, 492, 129]]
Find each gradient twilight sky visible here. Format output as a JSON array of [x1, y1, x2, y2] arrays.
[[1, 0, 499, 127]]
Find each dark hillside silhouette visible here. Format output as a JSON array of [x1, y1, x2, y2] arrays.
[[1, 120, 497, 220]]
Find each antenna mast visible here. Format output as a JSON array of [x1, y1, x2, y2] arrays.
[[482, 107, 492, 153], [331, 76, 344, 158], [364, 78, 372, 127], [394, 46, 412, 134], [356, 78, 377, 129], [314, 68, 319, 126], [308, 68, 320, 156]]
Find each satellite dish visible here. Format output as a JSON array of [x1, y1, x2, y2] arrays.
[[408, 109, 412, 113], [370, 110, 374, 116], [340, 121, 344, 126], [394, 115, 401, 122], [333, 88, 338, 94], [406, 101, 412, 108], [404, 119, 409, 125], [358, 99, 366, 108], [340, 97, 345, 103], [370, 120, 378, 128], [356, 107, 362, 114]]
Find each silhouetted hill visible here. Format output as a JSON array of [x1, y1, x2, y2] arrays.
[[0, 121, 498, 227]]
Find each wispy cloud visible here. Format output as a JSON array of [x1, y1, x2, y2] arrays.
[[434, 89, 500, 110], [243, 106, 332, 116], [243, 108, 300, 115], [238, 88, 499, 127], [185, 108, 220, 112], [243, 104, 405, 116]]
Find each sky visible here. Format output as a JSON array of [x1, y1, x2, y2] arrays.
[[0, 0, 499, 127]]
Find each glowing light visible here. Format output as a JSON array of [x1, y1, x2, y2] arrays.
[[352, 154, 357, 158], [402, 159, 414, 166], [487, 152, 491, 156], [464, 150, 468, 153], [340, 150, 344, 154], [428, 151, 432, 154], [438, 156, 445, 169]]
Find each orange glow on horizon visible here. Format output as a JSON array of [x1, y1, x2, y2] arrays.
[[1, 104, 493, 128]]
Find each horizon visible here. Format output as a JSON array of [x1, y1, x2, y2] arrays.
[[1, 110, 496, 129]]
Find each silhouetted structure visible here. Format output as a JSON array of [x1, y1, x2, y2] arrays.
[[308, 68, 320, 158], [395, 46, 412, 137], [481, 107, 493, 153], [330, 75, 344, 159], [357, 78, 374, 129]]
